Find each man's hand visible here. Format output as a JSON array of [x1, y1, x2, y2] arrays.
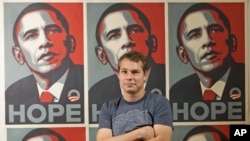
[[139, 126, 155, 140]]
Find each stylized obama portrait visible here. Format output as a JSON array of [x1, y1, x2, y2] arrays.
[[87, 3, 166, 124], [169, 3, 245, 122], [5, 3, 84, 124]]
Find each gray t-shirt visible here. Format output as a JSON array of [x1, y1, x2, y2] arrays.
[[98, 92, 173, 136]]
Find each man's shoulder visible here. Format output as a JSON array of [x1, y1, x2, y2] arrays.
[[70, 64, 84, 72], [232, 62, 244, 71], [151, 63, 165, 71], [146, 92, 168, 102], [89, 74, 119, 90], [68, 64, 84, 79], [103, 97, 122, 108], [6, 75, 35, 89], [171, 73, 198, 87], [170, 73, 199, 95], [5, 75, 35, 96]]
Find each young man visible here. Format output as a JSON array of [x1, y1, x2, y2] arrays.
[[5, 3, 84, 124], [170, 3, 245, 121], [89, 3, 166, 123], [97, 51, 173, 141]]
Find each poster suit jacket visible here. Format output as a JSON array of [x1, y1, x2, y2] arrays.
[[89, 63, 165, 123], [5, 63, 84, 124], [170, 62, 245, 121]]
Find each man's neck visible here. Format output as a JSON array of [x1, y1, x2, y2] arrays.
[[122, 89, 145, 102], [196, 66, 231, 88], [196, 57, 233, 87], [33, 59, 71, 89]]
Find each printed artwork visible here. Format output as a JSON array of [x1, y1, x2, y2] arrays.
[[0, 0, 248, 141], [168, 2, 246, 122], [87, 3, 166, 124], [4, 3, 84, 124]]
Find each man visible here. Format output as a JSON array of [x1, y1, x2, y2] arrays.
[[22, 128, 66, 141], [170, 3, 245, 121], [5, 3, 84, 123], [89, 3, 166, 123], [97, 51, 173, 141]]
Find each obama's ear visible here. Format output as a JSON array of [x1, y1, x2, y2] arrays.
[[146, 34, 158, 53], [227, 34, 237, 52], [176, 45, 189, 64], [95, 46, 108, 65], [12, 46, 25, 65], [65, 35, 76, 53]]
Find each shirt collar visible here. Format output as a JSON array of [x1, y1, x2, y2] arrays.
[[37, 69, 69, 102], [200, 68, 230, 100]]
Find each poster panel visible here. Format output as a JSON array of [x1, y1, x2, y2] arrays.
[[4, 2, 84, 124], [168, 2, 246, 123], [87, 2, 166, 124]]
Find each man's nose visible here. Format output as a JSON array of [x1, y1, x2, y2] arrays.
[[39, 32, 51, 49], [125, 72, 133, 79], [121, 33, 135, 49], [202, 32, 215, 49]]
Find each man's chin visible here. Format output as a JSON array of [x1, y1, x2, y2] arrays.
[[37, 64, 57, 73], [124, 89, 137, 95]]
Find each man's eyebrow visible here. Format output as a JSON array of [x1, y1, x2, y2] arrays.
[[23, 29, 38, 38], [207, 23, 224, 29], [127, 24, 143, 30], [45, 24, 62, 31]]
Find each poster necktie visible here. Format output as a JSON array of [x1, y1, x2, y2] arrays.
[[203, 89, 216, 100], [40, 91, 54, 102]]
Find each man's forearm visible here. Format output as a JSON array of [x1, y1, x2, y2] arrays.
[[97, 128, 143, 141]]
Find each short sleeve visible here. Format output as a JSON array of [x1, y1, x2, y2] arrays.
[[98, 102, 112, 129], [154, 96, 173, 128]]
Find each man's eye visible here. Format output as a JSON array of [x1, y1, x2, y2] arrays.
[[209, 26, 224, 34], [120, 70, 127, 74], [188, 32, 201, 40], [47, 27, 60, 34], [129, 27, 143, 34], [132, 70, 139, 74], [24, 32, 38, 40], [107, 32, 121, 40]]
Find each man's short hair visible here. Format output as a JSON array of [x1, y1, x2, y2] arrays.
[[118, 51, 149, 73], [177, 3, 231, 46], [13, 3, 69, 46], [95, 3, 151, 46]]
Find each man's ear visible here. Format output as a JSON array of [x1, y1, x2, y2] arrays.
[[65, 35, 76, 53], [227, 34, 237, 52], [146, 34, 157, 53], [12, 46, 25, 65], [95, 46, 108, 65], [176, 45, 189, 64]]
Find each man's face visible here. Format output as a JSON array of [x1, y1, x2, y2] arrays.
[[100, 10, 149, 71], [16, 10, 68, 74], [118, 58, 147, 94], [180, 10, 230, 72]]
